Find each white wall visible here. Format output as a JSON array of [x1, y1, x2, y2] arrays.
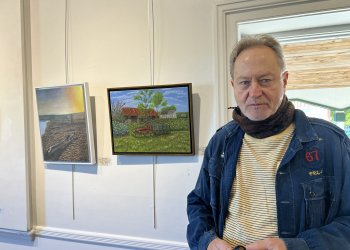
[[2, 0, 350, 250], [1, 0, 215, 249], [0, 0, 30, 232]]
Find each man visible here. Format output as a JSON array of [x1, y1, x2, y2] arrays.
[[186, 34, 350, 250]]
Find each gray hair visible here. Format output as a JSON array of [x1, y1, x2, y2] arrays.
[[229, 34, 286, 79]]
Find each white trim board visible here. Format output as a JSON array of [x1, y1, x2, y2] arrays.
[[34, 226, 189, 250]]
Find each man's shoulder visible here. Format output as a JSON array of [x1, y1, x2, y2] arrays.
[[205, 120, 241, 153], [214, 120, 239, 137], [206, 120, 239, 145], [295, 109, 348, 139], [308, 117, 347, 137]]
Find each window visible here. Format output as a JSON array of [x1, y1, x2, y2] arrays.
[[238, 10, 350, 136]]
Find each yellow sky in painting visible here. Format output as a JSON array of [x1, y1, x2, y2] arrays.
[[36, 85, 85, 115], [66, 85, 85, 113]]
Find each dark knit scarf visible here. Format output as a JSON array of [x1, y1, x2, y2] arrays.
[[232, 95, 295, 139]]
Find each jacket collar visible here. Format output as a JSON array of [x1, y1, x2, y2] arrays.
[[222, 120, 241, 139], [294, 109, 319, 143]]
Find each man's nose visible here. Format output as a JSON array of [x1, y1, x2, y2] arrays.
[[248, 80, 262, 97]]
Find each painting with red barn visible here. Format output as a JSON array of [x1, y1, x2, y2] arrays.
[[107, 83, 194, 155]]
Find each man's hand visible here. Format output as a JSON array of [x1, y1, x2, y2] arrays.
[[246, 238, 287, 250], [208, 238, 233, 250]]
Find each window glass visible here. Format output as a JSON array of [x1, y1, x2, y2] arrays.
[[289, 99, 350, 137]]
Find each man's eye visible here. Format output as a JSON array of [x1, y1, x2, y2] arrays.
[[239, 80, 250, 86], [260, 79, 271, 84]]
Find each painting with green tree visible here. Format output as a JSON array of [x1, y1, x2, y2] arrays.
[[107, 83, 194, 155]]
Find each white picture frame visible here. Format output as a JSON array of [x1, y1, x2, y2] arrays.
[[35, 82, 95, 165]]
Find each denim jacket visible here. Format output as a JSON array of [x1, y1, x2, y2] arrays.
[[187, 110, 350, 250]]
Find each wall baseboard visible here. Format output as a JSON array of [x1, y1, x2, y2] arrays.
[[0, 228, 34, 242], [34, 226, 189, 250]]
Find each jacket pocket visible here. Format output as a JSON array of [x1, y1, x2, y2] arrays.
[[301, 176, 335, 229]]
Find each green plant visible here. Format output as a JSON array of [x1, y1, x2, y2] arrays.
[[112, 121, 129, 136]]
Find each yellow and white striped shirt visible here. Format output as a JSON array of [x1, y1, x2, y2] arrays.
[[223, 123, 295, 246]]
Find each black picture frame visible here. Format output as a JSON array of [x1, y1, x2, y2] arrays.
[[107, 83, 195, 155]]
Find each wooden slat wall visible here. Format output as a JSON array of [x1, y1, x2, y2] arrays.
[[282, 38, 350, 89]]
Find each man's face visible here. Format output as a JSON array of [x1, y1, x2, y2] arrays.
[[232, 45, 288, 121]]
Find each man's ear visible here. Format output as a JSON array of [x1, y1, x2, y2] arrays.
[[282, 71, 288, 88], [230, 79, 234, 88]]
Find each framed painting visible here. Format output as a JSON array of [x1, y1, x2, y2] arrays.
[[35, 82, 96, 164], [107, 83, 195, 155]]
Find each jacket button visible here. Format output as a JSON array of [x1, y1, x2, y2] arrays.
[[309, 191, 316, 198]]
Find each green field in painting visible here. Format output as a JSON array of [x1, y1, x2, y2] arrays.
[[114, 130, 191, 153]]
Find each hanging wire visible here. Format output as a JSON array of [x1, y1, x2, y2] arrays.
[[148, 0, 157, 229], [148, 0, 155, 87], [64, 0, 75, 221], [72, 164, 75, 220], [152, 155, 157, 229], [64, 0, 69, 85]]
